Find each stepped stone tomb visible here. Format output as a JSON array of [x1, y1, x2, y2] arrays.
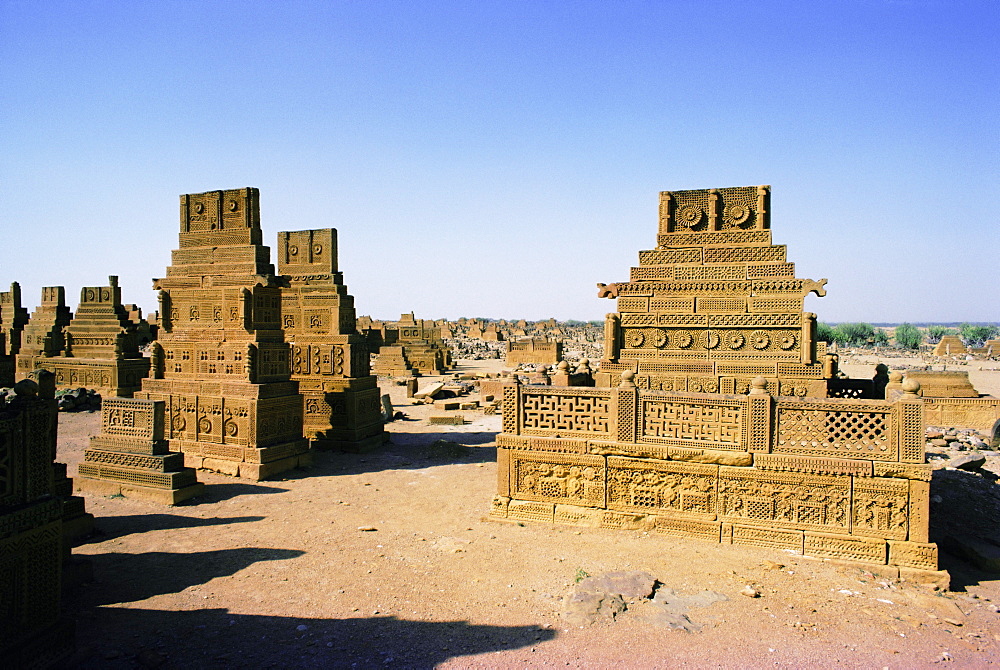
[[17, 276, 150, 397], [17, 286, 72, 363], [369, 312, 452, 376], [0, 376, 75, 667], [278, 228, 386, 452], [932, 336, 967, 357], [77, 397, 204, 504], [0, 282, 29, 385], [492, 185, 944, 580], [135, 187, 310, 480]]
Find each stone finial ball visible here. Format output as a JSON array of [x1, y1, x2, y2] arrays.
[[621, 370, 635, 382], [557, 361, 570, 371], [535, 365, 547, 373], [750, 376, 768, 394], [875, 363, 889, 374], [888, 371, 903, 383], [13, 379, 39, 397], [579, 358, 590, 366], [901, 378, 921, 394]]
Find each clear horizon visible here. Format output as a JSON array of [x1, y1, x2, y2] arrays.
[[2, 1, 997, 323]]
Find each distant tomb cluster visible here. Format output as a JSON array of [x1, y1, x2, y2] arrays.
[[6, 183, 1000, 662]]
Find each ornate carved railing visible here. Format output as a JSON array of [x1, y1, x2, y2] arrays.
[[493, 379, 940, 577]]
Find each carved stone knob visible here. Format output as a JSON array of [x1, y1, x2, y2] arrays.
[[619, 370, 636, 388], [749, 376, 769, 395]]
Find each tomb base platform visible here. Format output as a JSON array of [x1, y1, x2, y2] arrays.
[[299, 378, 387, 453], [174, 439, 312, 480], [77, 476, 205, 505]]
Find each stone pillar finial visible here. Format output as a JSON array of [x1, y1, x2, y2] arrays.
[[749, 376, 769, 395], [901, 378, 921, 398], [619, 370, 636, 388]]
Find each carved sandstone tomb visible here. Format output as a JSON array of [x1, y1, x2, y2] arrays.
[[16, 286, 72, 362], [493, 186, 941, 580], [135, 188, 310, 480], [278, 229, 386, 452], [77, 397, 204, 504], [17, 276, 150, 397], [370, 313, 452, 377], [0, 282, 29, 385], [0, 377, 75, 667], [506, 336, 563, 366]]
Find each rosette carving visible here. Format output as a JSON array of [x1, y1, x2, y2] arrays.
[[723, 203, 750, 226], [700, 331, 720, 349], [650, 329, 668, 348], [624, 330, 645, 348], [674, 330, 693, 348], [750, 330, 771, 350], [676, 205, 703, 228], [726, 331, 746, 350]]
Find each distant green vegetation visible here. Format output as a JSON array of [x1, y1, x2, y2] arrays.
[[926, 325, 954, 343], [816, 322, 836, 344], [958, 323, 999, 347], [817, 322, 889, 347], [893, 323, 922, 349]]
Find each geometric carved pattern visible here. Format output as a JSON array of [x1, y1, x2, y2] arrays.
[[774, 404, 893, 459], [521, 391, 611, 435], [494, 382, 938, 573], [640, 398, 742, 448]]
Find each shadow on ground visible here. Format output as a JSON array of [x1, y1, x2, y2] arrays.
[[276, 430, 500, 479], [929, 468, 1000, 591], [68, 608, 556, 669], [70, 548, 305, 607], [77, 513, 266, 545]]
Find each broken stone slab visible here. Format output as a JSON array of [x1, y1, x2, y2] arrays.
[[582, 571, 657, 600], [433, 400, 461, 410], [949, 453, 986, 471], [413, 382, 445, 399]]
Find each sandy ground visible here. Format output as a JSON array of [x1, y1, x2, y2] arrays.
[[59, 359, 1000, 669]]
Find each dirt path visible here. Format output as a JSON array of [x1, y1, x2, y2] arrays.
[[60, 362, 1000, 668]]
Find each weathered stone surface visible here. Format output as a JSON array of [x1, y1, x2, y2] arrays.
[[949, 453, 986, 471]]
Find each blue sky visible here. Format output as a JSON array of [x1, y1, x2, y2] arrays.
[[1, 0, 997, 323]]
